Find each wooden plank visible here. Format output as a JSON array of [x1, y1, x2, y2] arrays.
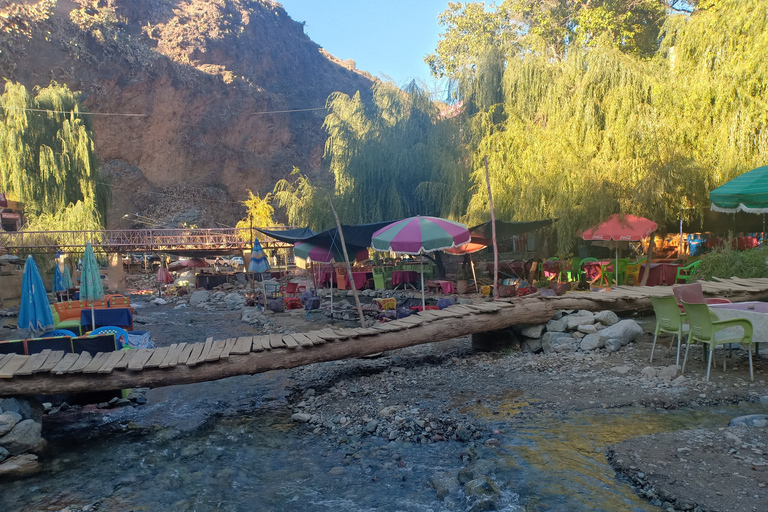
[[127, 348, 154, 371], [304, 332, 326, 345], [291, 333, 313, 347], [83, 353, 111, 374], [160, 343, 181, 368], [269, 334, 286, 349], [177, 343, 195, 365], [145, 347, 170, 369], [193, 337, 214, 365], [220, 338, 237, 359], [251, 335, 268, 352], [0, 355, 29, 378], [317, 328, 343, 340], [111, 350, 133, 371], [66, 352, 93, 374], [0, 354, 16, 373], [15, 350, 51, 376], [184, 343, 205, 366], [231, 336, 253, 355], [205, 339, 227, 362], [37, 350, 65, 373], [52, 353, 81, 375], [98, 350, 130, 373], [282, 335, 299, 349]]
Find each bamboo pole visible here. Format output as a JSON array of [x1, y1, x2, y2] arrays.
[[484, 156, 499, 299], [329, 200, 366, 328]]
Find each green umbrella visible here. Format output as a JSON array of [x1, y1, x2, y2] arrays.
[[80, 241, 104, 330], [710, 165, 768, 243], [710, 165, 768, 213]]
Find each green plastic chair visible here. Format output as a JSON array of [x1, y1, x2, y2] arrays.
[[615, 258, 629, 286], [372, 267, 391, 290], [649, 296, 689, 365], [675, 260, 702, 284], [681, 301, 754, 381], [569, 257, 583, 281]]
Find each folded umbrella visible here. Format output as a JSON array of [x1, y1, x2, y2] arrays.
[[18, 255, 54, 335], [80, 241, 105, 329], [249, 238, 271, 273]]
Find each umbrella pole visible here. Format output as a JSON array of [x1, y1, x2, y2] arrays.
[[329, 263, 333, 316], [90, 303, 95, 332], [420, 255, 426, 310], [470, 256, 479, 294], [615, 247, 619, 287], [763, 214, 766, 250]]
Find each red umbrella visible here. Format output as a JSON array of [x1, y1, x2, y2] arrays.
[[168, 258, 209, 271], [580, 214, 658, 285], [156, 267, 174, 284]]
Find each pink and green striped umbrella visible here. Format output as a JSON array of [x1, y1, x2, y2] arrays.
[[371, 216, 471, 255]]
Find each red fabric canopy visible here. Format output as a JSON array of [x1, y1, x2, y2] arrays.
[[580, 214, 657, 241]]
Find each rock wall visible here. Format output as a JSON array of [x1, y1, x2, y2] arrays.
[[0, 0, 374, 228]]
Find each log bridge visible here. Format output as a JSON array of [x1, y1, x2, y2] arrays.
[[2, 277, 768, 397]]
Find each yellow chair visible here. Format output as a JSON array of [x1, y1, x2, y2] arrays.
[[625, 263, 642, 286]]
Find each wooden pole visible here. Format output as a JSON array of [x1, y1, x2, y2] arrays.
[[329, 200, 366, 328], [640, 231, 655, 286], [484, 156, 499, 299]]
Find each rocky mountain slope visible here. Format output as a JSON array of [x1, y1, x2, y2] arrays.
[[0, 0, 374, 228]]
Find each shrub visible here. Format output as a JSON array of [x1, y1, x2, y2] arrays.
[[698, 246, 768, 280]]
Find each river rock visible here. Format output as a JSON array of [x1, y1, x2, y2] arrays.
[[579, 333, 603, 351], [0, 446, 9, 462], [291, 413, 312, 423], [729, 414, 768, 428], [566, 311, 595, 330], [464, 477, 500, 500], [611, 365, 632, 375], [595, 310, 620, 326], [519, 324, 545, 338], [0, 454, 41, 478], [521, 337, 542, 354], [365, 420, 379, 433], [546, 317, 568, 332], [458, 460, 496, 484], [0, 398, 38, 421], [577, 324, 597, 334], [640, 367, 658, 379], [0, 412, 21, 437], [598, 319, 643, 346], [604, 338, 622, 353], [189, 290, 210, 306], [224, 292, 245, 310], [0, 420, 42, 456], [431, 472, 460, 500], [658, 365, 681, 382]]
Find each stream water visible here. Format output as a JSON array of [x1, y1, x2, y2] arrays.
[[2, 385, 767, 512]]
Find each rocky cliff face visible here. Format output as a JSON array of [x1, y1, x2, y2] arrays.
[[0, 0, 374, 228]]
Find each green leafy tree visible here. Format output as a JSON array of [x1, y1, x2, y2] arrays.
[[272, 168, 332, 230], [235, 190, 277, 239], [0, 81, 108, 229]]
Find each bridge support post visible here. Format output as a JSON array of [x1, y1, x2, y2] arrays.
[[107, 253, 125, 292]]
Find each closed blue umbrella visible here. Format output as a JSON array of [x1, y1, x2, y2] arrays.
[[249, 238, 271, 273], [18, 255, 54, 335], [53, 264, 66, 294], [80, 241, 104, 329]]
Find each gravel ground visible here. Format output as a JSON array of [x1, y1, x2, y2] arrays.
[[3, 293, 767, 511]]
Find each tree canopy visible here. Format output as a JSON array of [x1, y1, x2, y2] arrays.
[[0, 81, 108, 230]]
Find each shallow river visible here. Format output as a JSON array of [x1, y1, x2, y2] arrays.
[[2, 380, 766, 512]]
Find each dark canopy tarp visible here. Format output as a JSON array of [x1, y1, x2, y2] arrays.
[[256, 227, 318, 244], [256, 221, 396, 259], [469, 219, 556, 244]]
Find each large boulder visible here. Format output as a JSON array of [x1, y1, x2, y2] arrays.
[[545, 317, 568, 332], [224, 292, 246, 310], [189, 290, 211, 306], [594, 310, 620, 326], [0, 454, 41, 479], [598, 319, 643, 346], [0, 419, 42, 456], [518, 323, 546, 339], [565, 311, 595, 330], [0, 398, 40, 422], [579, 333, 603, 351], [0, 412, 21, 437]]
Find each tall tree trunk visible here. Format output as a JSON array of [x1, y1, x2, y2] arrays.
[[640, 232, 655, 286]]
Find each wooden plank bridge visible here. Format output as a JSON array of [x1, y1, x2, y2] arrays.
[[0, 227, 294, 254], [2, 277, 768, 397]]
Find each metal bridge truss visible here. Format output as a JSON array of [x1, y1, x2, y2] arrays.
[[0, 227, 293, 254]]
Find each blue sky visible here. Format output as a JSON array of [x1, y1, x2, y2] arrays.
[[278, 0, 451, 96]]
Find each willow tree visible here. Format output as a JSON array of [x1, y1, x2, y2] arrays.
[[272, 168, 333, 230], [0, 81, 108, 229], [321, 81, 471, 224], [235, 190, 277, 239]]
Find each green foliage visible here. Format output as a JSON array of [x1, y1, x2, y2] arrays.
[[235, 190, 277, 238], [0, 81, 108, 229], [272, 168, 332, 230], [322, 81, 471, 223], [698, 247, 768, 280]]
